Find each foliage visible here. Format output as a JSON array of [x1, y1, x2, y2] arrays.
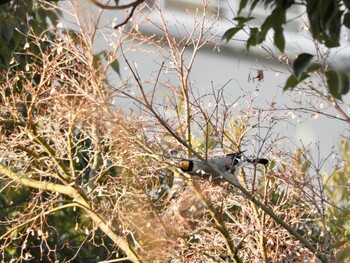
[[223, 0, 350, 99], [324, 139, 350, 262], [0, 25, 134, 261], [0, 0, 350, 262], [0, 0, 60, 72], [224, 0, 350, 49], [0, 1, 136, 261]]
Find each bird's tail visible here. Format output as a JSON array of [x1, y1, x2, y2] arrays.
[[247, 158, 269, 165]]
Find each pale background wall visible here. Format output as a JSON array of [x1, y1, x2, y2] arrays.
[[61, 0, 350, 170]]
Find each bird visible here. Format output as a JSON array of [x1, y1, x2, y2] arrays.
[[178, 152, 268, 181]]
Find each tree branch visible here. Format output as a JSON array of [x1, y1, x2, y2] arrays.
[[0, 163, 78, 197], [188, 180, 243, 262], [219, 167, 327, 262], [114, 2, 139, 29], [0, 203, 79, 240], [89, 0, 144, 10], [122, 60, 326, 260], [0, 163, 141, 262]]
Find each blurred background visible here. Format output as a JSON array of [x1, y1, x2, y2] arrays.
[[61, 0, 350, 170]]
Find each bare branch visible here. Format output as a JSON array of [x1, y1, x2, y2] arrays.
[[89, 0, 145, 10]]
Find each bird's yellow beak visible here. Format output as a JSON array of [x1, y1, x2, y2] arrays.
[[180, 161, 191, 171]]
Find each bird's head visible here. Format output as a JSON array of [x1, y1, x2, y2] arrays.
[[179, 160, 194, 172]]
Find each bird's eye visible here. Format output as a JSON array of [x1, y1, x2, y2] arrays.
[[180, 161, 190, 171]]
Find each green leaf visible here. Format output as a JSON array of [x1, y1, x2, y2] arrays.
[[260, 14, 275, 40], [323, 3, 342, 47], [222, 25, 244, 42], [306, 62, 322, 73], [284, 72, 309, 91], [233, 16, 255, 24], [274, 27, 285, 52], [343, 12, 350, 29], [306, 0, 341, 48], [250, 0, 261, 15], [318, 0, 333, 23], [266, 8, 286, 31], [93, 53, 102, 69], [284, 75, 298, 91], [244, 9, 286, 50], [325, 70, 350, 100], [110, 58, 120, 76], [3, 23, 14, 42], [238, 0, 248, 15], [293, 53, 314, 79], [222, 17, 254, 42], [306, 0, 321, 40], [0, 45, 12, 66], [283, 62, 320, 91], [101, 50, 120, 76], [246, 27, 261, 51]]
